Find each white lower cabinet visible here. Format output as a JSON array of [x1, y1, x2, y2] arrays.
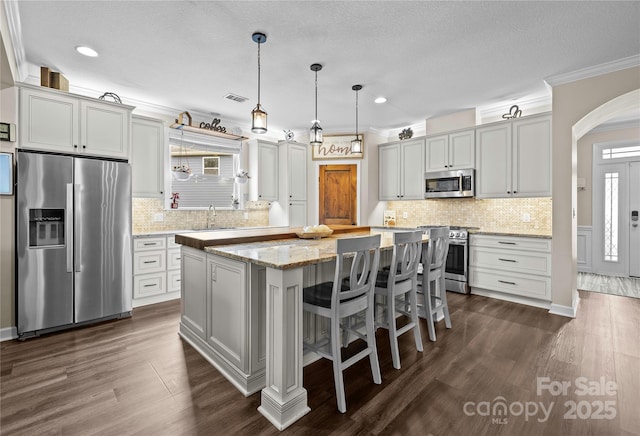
[[179, 248, 266, 396], [133, 234, 181, 306], [469, 234, 552, 304]]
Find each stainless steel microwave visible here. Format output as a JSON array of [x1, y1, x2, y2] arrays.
[[425, 169, 475, 198]]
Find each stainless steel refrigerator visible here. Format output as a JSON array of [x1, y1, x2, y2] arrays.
[[16, 149, 132, 338]]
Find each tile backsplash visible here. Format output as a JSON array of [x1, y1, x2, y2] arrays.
[[386, 197, 552, 235], [133, 198, 270, 234]]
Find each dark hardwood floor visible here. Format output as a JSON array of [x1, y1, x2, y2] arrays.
[[1, 291, 638, 435]]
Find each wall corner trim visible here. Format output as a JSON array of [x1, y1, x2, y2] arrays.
[[548, 298, 580, 318], [0, 326, 17, 342]]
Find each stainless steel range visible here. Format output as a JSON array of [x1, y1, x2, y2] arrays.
[[418, 225, 474, 294]]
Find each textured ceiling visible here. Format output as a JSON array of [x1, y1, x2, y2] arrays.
[[5, 1, 640, 136]]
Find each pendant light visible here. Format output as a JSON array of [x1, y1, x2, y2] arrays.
[[251, 32, 267, 134], [351, 84, 363, 154], [309, 63, 323, 146]]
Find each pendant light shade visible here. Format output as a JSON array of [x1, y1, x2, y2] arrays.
[[309, 63, 323, 146], [351, 84, 363, 154], [251, 32, 268, 134]]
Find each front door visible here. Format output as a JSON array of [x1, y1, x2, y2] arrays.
[[630, 162, 640, 277], [319, 164, 357, 225], [592, 141, 640, 277]]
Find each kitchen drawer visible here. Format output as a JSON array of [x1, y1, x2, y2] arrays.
[[133, 250, 166, 274], [470, 267, 551, 300], [168, 269, 182, 292], [134, 272, 166, 298], [167, 235, 181, 249], [134, 237, 166, 251], [470, 246, 551, 276], [167, 248, 181, 270], [470, 234, 551, 252]]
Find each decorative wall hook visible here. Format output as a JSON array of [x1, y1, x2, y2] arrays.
[[98, 92, 122, 104], [502, 105, 522, 119]]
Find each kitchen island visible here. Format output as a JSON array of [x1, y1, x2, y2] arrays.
[[175, 226, 422, 430]]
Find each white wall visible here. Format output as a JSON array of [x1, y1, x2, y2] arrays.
[[551, 66, 640, 313], [0, 86, 17, 331]]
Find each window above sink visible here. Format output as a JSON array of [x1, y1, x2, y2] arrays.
[[166, 128, 243, 211]]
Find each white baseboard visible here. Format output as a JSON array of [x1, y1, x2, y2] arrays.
[[470, 288, 551, 310], [549, 295, 580, 318], [132, 291, 180, 308], [0, 326, 17, 342]]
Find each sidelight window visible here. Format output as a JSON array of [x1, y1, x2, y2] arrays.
[[603, 171, 619, 262]]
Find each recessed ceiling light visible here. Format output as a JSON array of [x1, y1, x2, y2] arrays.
[[75, 46, 98, 57], [374, 97, 387, 104]]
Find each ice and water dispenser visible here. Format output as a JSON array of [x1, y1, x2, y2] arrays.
[[29, 209, 65, 247]]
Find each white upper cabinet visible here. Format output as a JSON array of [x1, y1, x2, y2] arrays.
[[131, 116, 166, 198], [19, 86, 132, 159], [249, 140, 278, 202], [287, 142, 307, 201], [80, 101, 130, 158], [379, 138, 425, 200], [512, 115, 552, 197], [475, 113, 551, 198], [425, 128, 475, 172], [476, 123, 512, 197]]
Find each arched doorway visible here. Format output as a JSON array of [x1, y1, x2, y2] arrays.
[[573, 90, 640, 296]]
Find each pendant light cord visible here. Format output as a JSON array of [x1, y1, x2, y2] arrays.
[[355, 88, 359, 136], [257, 41, 261, 106], [314, 69, 318, 121]]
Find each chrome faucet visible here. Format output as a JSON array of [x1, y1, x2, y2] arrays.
[[207, 204, 217, 228]]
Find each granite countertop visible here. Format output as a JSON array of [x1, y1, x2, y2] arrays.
[[469, 230, 552, 239], [205, 228, 428, 270]]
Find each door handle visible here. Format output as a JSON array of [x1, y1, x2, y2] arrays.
[[74, 184, 81, 272], [66, 183, 74, 273]]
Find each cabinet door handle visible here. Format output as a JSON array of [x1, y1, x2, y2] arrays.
[[498, 280, 517, 285], [74, 144, 78, 148], [498, 258, 517, 262], [498, 241, 517, 245], [143, 260, 157, 264], [82, 145, 86, 149], [143, 284, 156, 288], [143, 242, 157, 246]]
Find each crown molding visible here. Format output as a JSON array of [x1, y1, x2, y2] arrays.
[[2, 0, 28, 82], [544, 54, 640, 87], [478, 94, 551, 121]]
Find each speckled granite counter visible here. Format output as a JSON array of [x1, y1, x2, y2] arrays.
[[205, 228, 426, 269], [469, 230, 552, 239]]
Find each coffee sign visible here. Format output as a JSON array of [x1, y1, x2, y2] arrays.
[[312, 134, 364, 160]]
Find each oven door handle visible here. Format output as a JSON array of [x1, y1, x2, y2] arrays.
[[448, 239, 467, 245]]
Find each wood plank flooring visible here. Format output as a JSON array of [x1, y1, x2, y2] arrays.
[[578, 272, 640, 298], [1, 291, 638, 435]]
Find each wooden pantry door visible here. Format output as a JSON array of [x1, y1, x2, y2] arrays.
[[319, 164, 357, 225]]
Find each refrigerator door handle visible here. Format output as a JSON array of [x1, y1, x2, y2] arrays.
[[74, 183, 82, 272], [66, 183, 74, 273]]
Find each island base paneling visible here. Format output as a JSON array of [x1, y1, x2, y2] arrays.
[[179, 247, 267, 396]]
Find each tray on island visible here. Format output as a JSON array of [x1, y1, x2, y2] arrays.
[[296, 226, 334, 239]]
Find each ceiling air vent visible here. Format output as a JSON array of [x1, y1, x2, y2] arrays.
[[224, 93, 249, 103]]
